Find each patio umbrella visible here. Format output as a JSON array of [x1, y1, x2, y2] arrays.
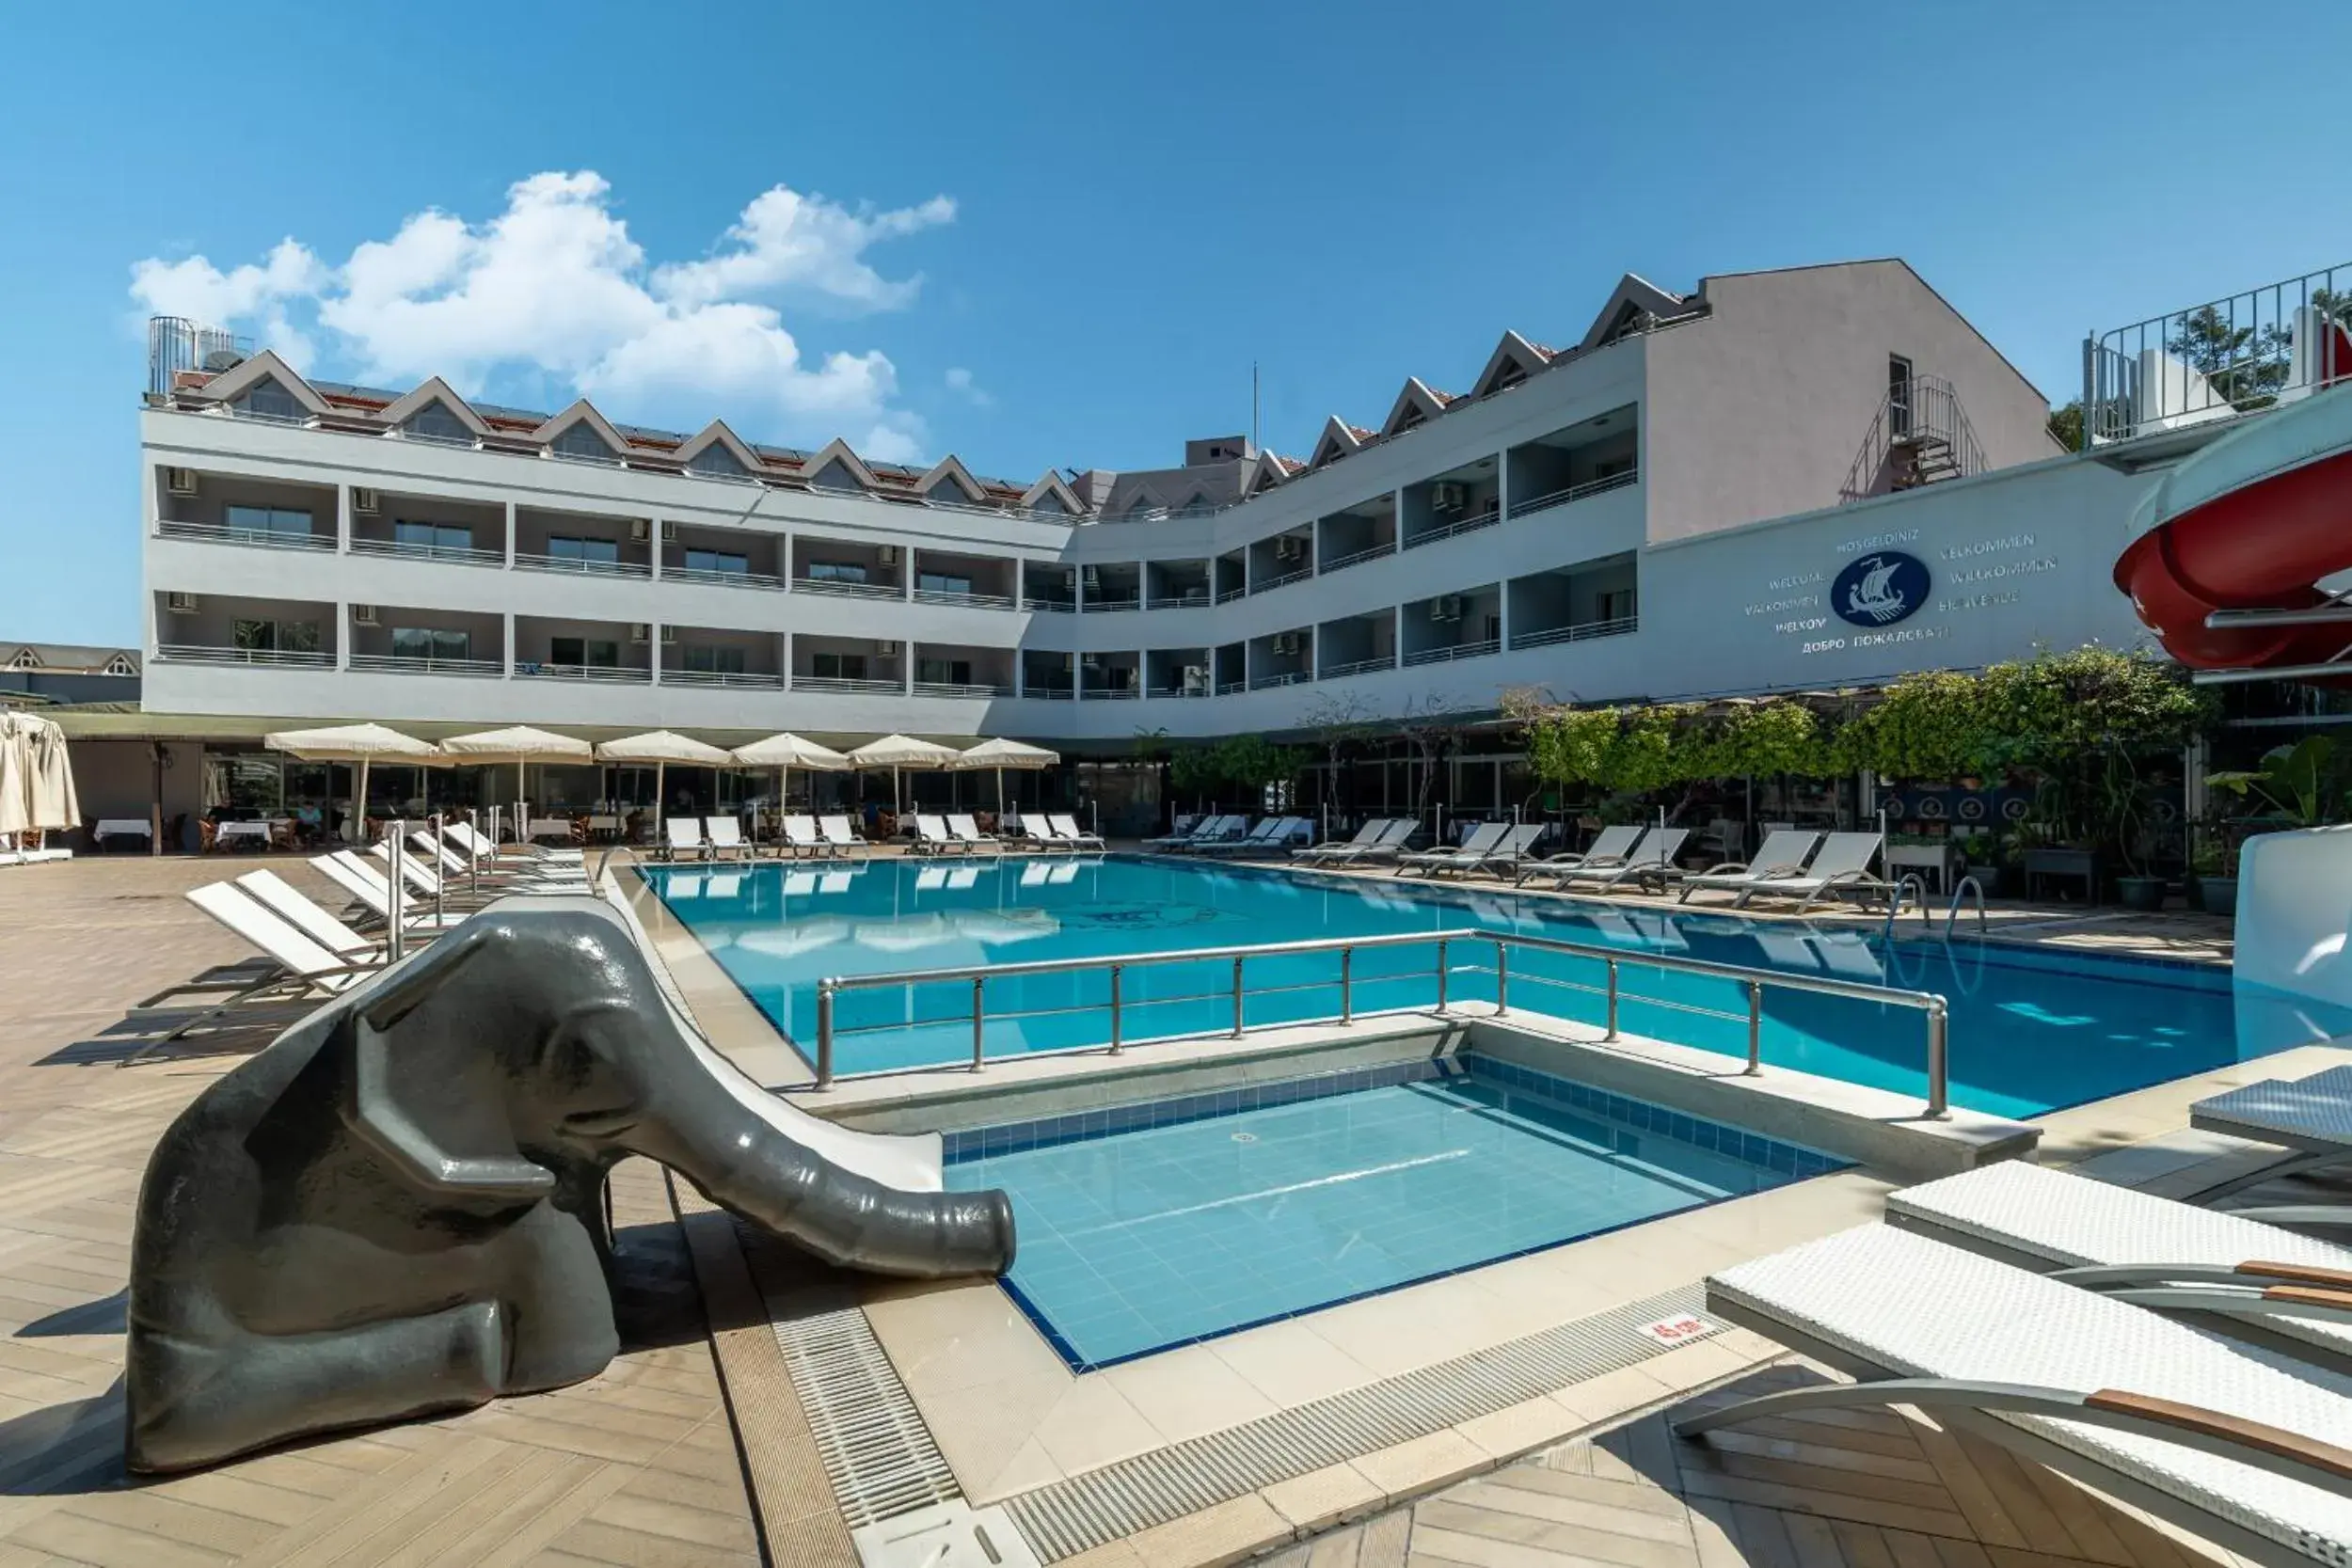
[[25, 715, 78, 832], [596, 730, 735, 837], [0, 714, 34, 840], [265, 721, 443, 841], [847, 734, 961, 816], [731, 732, 850, 818], [438, 726, 592, 832], [952, 736, 1059, 816]]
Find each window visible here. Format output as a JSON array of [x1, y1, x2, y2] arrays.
[[232, 618, 321, 654], [807, 458, 862, 491], [231, 378, 305, 422], [683, 547, 749, 576], [687, 443, 750, 479], [401, 401, 474, 445], [6, 647, 36, 670], [224, 504, 313, 541], [682, 645, 746, 675], [549, 421, 619, 463], [1593, 455, 1636, 481], [810, 652, 869, 681], [103, 653, 137, 676], [917, 657, 972, 687], [390, 626, 471, 663], [394, 520, 474, 555], [1029, 491, 1067, 516], [806, 560, 868, 584], [917, 571, 972, 597], [548, 535, 620, 566], [1888, 355, 1914, 438], [1596, 587, 1637, 624], [549, 637, 621, 668]]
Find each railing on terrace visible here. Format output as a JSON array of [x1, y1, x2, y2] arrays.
[[155, 518, 335, 552], [1024, 684, 1075, 700], [513, 551, 652, 579], [1250, 565, 1314, 594], [913, 680, 1015, 699], [1403, 638, 1501, 667], [793, 577, 903, 602], [348, 652, 504, 678], [1248, 669, 1311, 689], [1215, 679, 1248, 695], [1025, 596, 1078, 613], [1508, 468, 1639, 518], [793, 673, 906, 695], [1214, 584, 1248, 606], [1147, 685, 1210, 699], [1836, 375, 1985, 503], [1081, 594, 1142, 612], [1081, 684, 1141, 700], [2085, 260, 2352, 446], [389, 428, 478, 450], [1402, 509, 1502, 550], [1145, 591, 1213, 610], [515, 661, 651, 683], [1320, 540, 1397, 574], [1510, 615, 1638, 650], [667, 564, 788, 591], [662, 668, 786, 689], [154, 642, 334, 669], [348, 537, 505, 568], [809, 926, 1952, 1118], [1320, 653, 1397, 680], [912, 587, 1016, 610]]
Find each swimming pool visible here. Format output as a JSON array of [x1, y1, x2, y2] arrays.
[[645, 855, 2346, 1117], [944, 1055, 1841, 1369]]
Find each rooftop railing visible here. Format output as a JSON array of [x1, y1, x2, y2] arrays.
[[348, 652, 503, 678], [153, 642, 334, 669], [1402, 509, 1502, 550], [1403, 637, 1501, 667], [2084, 261, 2352, 446], [1508, 467, 1639, 518], [1510, 614, 1638, 650], [155, 518, 336, 552], [808, 925, 1952, 1119]]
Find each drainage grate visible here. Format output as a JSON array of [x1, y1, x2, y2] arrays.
[[770, 1300, 963, 1528], [1004, 1283, 1711, 1561]]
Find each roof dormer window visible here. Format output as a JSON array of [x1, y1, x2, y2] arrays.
[[6, 647, 38, 671], [549, 421, 620, 464], [687, 442, 750, 479], [232, 377, 306, 423], [103, 653, 137, 676], [400, 400, 476, 447]]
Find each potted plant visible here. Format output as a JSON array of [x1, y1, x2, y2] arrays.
[[2187, 835, 2236, 916]]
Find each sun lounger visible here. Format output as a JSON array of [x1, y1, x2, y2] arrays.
[[1047, 814, 1106, 851], [1195, 816, 1288, 856], [1394, 821, 1510, 878], [780, 815, 829, 860], [1728, 830, 1897, 911], [914, 815, 966, 855], [1446, 823, 1548, 880], [1144, 814, 1211, 849], [130, 883, 385, 1056], [1886, 1161, 2352, 1366], [947, 814, 999, 852], [1672, 829, 1820, 904], [444, 820, 585, 864], [704, 816, 753, 861], [1295, 819, 1391, 862], [1333, 819, 1421, 867], [2187, 1064, 2352, 1204], [1682, 1222, 2352, 1565], [662, 818, 707, 862], [819, 816, 868, 858], [1155, 815, 1240, 853], [1513, 823, 1645, 885], [312, 853, 470, 931], [411, 828, 587, 887], [233, 869, 388, 962], [1539, 827, 1692, 893]]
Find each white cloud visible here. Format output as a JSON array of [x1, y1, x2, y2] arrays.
[[128, 170, 954, 453], [943, 366, 993, 407]]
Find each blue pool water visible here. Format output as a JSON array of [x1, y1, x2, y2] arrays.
[[946, 1057, 1837, 1369], [645, 855, 2348, 1118]]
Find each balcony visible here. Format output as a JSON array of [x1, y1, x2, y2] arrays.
[[913, 679, 1015, 699], [1320, 653, 1397, 680], [1401, 508, 1502, 550], [1025, 595, 1077, 613], [1081, 593, 1142, 612], [1506, 408, 1639, 518], [798, 576, 904, 602], [349, 536, 505, 568], [667, 564, 788, 591], [1216, 680, 1248, 695], [1401, 640, 1500, 668], [1320, 540, 1396, 574], [913, 586, 1016, 610], [1507, 467, 1638, 518], [1250, 565, 1312, 594], [348, 652, 503, 678], [1214, 585, 1248, 606], [664, 668, 787, 689], [1511, 615, 1638, 650], [516, 661, 651, 683], [1248, 671, 1311, 690], [515, 550, 653, 579], [155, 518, 335, 553], [795, 674, 905, 696], [1146, 685, 1210, 699], [153, 642, 333, 669], [1024, 684, 1075, 701]]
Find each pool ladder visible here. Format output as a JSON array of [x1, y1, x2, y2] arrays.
[[1884, 873, 1987, 942]]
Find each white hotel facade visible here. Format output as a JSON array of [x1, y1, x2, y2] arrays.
[[104, 258, 2165, 821]]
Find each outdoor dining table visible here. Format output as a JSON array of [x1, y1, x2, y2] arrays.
[[587, 814, 623, 842], [214, 819, 285, 849], [528, 816, 578, 843], [92, 818, 151, 847]]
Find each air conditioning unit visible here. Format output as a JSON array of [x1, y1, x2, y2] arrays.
[[660, 520, 678, 545], [353, 604, 379, 626], [1181, 664, 1209, 693], [1432, 481, 1468, 513], [352, 487, 380, 515], [629, 519, 651, 543], [878, 545, 900, 565], [660, 626, 678, 645], [1433, 594, 1464, 622], [1276, 536, 1304, 562], [1272, 632, 1299, 656], [166, 467, 199, 497], [629, 623, 651, 644], [166, 592, 199, 615], [873, 639, 898, 655]]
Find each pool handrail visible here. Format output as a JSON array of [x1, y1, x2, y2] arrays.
[[810, 925, 1952, 1119]]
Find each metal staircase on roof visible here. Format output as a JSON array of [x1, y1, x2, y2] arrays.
[[1839, 373, 1986, 503]]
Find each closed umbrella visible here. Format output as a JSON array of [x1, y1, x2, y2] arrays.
[[595, 730, 734, 840], [0, 715, 33, 841], [266, 721, 443, 841], [730, 733, 850, 824], [951, 736, 1059, 816], [438, 726, 593, 838], [847, 734, 961, 818], [27, 717, 78, 831]]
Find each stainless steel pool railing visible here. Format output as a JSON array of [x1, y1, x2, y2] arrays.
[[811, 927, 1953, 1118]]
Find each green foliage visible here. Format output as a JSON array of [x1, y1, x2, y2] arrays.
[[1856, 671, 1994, 781], [1979, 646, 2207, 770], [1207, 734, 1304, 790], [2168, 304, 2289, 406], [2209, 736, 2340, 827], [2046, 401, 2084, 452], [1526, 706, 1620, 787], [1709, 701, 1826, 780], [1604, 705, 1690, 793], [1166, 743, 1218, 799]]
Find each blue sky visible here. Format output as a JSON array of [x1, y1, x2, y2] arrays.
[[4, 1, 2348, 647]]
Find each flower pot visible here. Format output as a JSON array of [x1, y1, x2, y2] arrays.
[[2197, 877, 2237, 917], [2115, 876, 2167, 911]]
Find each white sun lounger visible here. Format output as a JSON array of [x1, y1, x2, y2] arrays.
[[313, 853, 470, 930], [705, 816, 753, 861], [662, 817, 707, 862], [411, 828, 587, 887], [819, 816, 868, 858], [444, 819, 585, 864], [1673, 829, 1820, 904], [781, 816, 830, 860], [1888, 1161, 2352, 1366], [1195, 816, 1286, 856], [1295, 819, 1391, 862], [1395, 820, 1509, 876], [233, 869, 388, 962], [130, 882, 385, 1056], [1513, 823, 1644, 884], [947, 814, 999, 852], [913, 814, 964, 855], [1683, 1222, 2352, 1567], [1046, 813, 1105, 851], [1729, 830, 1897, 911], [2189, 1065, 2352, 1202]]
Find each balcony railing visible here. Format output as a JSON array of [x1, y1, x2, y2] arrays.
[[1214, 585, 1248, 606], [514, 551, 653, 579], [1025, 596, 1077, 613], [515, 661, 651, 683], [1510, 614, 1639, 650], [1080, 594, 1142, 612], [1319, 653, 1397, 680], [2086, 260, 2352, 445], [1402, 509, 1502, 550], [1147, 685, 1211, 699], [1251, 564, 1313, 594], [349, 537, 505, 568], [1508, 468, 1639, 518], [792, 673, 905, 696], [1403, 638, 1502, 668], [1144, 592, 1213, 610], [1248, 670, 1311, 689], [666, 564, 788, 591], [793, 577, 902, 602], [155, 518, 335, 553], [912, 680, 1015, 699], [1216, 679, 1248, 695], [662, 668, 787, 689], [153, 642, 334, 669], [1319, 539, 1396, 574], [1080, 683, 1141, 700], [348, 652, 505, 678], [1023, 684, 1075, 700], [913, 587, 1017, 610], [389, 427, 477, 450]]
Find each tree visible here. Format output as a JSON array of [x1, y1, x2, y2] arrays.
[[1391, 691, 1472, 821], [1296, 691, 1375, 826], [2168, 304, 2289, 407], [2046, 401, 2084, 452]]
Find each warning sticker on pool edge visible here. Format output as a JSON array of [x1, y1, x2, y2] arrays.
[[1637, 1313, 1722, 1347]]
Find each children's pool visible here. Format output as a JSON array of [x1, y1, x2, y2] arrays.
[[644, 855, 2340, 1117]]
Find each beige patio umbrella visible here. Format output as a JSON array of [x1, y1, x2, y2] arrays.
[[847, 734, 961, 816], [438, 725, 593, 832], [595, 730, 734, 836], [731, 732, 850, 820], [952, 736, 1059, 816], [265, 721, 443, 841], [27, 717, 79, 832], [0, 714, 34, 840]]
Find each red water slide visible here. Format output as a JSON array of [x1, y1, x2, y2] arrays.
[[2113, 382, 2352, 673]]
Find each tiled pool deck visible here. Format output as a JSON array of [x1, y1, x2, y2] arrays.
[[0, 848, 2315, 1567]]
